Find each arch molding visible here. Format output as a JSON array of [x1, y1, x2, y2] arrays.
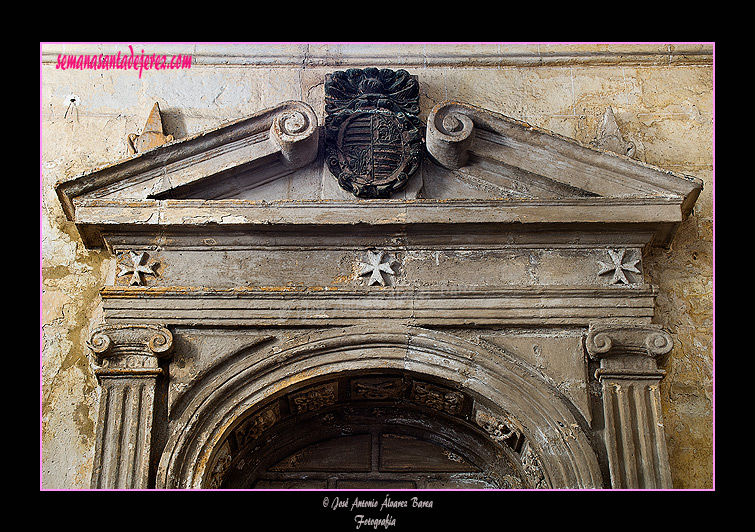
[[156, 325, 605, 489]]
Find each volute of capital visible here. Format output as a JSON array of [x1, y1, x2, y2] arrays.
[[87, 324, 174, 361], [585, 323, 673, 361]]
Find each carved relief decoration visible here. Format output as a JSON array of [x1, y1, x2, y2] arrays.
[[474, 407, 524, 451], [207, 440, 232, 489], [52, 65, 706, 490], [410, 381, 465, 415], [325, 68, 423, 198], [233, 403, 282, 448], [351, 376, 405, 400], [597, 248, 641, 285], [357, 249, 398, 286], [288, 381, 338, 414], [116, 250, 159, 286], [520, 440, 549, 489], [87, 324, 173, 374], [206, 371, 553, 488]]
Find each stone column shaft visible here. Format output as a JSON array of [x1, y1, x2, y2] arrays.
[[586, 324, 674, 489], [87, 324, 173, 489]]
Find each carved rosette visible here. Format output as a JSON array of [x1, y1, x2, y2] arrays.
[[88, 324, 173, 377]]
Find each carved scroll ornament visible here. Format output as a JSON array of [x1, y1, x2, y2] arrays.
[[426, 101, 477, 169], [585, 323, 674, 488], [270, 103, 320, 168], [585, 323, 673, 373], [86, 324, 173, 489], [88, 324, 173, 376]]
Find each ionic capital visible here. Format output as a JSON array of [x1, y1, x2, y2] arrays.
[[586, 323, 674, 488], [87, 324, 173, 377], [585, 323, 673, 379]]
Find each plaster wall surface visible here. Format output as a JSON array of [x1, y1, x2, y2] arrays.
[[40, 42, 714, 489]]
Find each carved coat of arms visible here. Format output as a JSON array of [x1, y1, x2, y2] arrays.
[[325, 68, 424, 198]]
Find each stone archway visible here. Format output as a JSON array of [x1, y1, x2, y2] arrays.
[[208, 371, 528, 489], [156, 326, 605, 489]]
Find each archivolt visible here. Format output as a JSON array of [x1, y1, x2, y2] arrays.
[[156, 325, 604, 489]]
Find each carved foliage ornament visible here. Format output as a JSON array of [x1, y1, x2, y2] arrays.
[[325, 68, 424, 198], [410, 381, 464, 415], [288, 381, 338, 414]]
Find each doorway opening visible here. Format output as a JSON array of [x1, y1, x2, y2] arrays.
[[206, 371, 531, 489]]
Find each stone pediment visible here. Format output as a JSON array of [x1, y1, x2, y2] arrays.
[[46, 62, 708, 492], [55, 98, 702, 248]]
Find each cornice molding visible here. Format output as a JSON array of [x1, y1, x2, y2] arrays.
[[41, 43, 714, 67], [99, 285, 657, 327], [56, 96, 701, 250], [427, 100, 702, 206]]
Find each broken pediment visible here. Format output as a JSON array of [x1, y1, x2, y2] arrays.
[[55, 92, 702, 249]]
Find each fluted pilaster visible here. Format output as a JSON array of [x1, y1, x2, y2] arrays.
[[87, 324, 173, 489], [585, 324, 674, 489]]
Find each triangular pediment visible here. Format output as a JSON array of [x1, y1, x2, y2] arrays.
[[55, 99, 702, 248]]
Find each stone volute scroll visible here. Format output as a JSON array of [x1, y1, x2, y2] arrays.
[[87, 325, 173, 489], [88, 324, 173, 375], [54, 100, 320, 227], [585, 324, 674, 489], [586, 323, 673, 379], [270, 103, 319, 169], [426, 101, 476, 169]]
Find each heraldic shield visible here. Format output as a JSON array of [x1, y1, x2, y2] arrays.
[[325, 68, 424, 198]]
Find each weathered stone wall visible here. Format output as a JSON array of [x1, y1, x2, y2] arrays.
[[40, 43, 714, 489]]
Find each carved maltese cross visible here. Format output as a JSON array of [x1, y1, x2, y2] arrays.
[[117, 251, 158, 286], [358, 250, 396, 286], [598, 248, 641, 285]]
